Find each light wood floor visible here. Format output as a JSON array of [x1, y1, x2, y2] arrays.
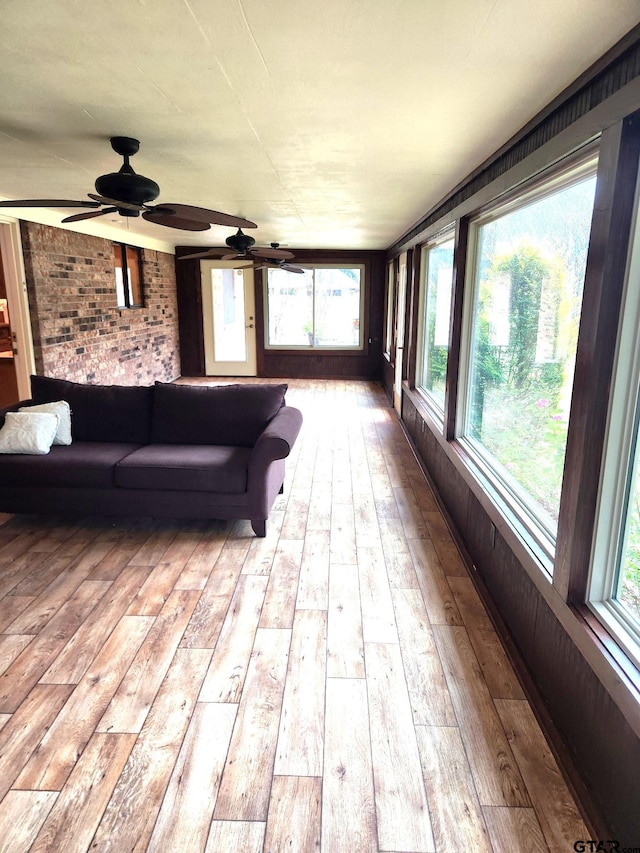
[[0, 379, 589, 852]]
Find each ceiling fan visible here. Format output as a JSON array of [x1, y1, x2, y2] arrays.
[[180, 229, 305, 273], [0, 136, 257, 233], [254, 256, 305, 274]]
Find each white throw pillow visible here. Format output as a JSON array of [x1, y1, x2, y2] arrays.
[[0, 411, 59, 455], [19, 400, 72, 445]]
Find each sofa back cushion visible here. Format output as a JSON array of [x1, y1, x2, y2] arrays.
[[30, 375, 154, 444], [151, 382, 288, 447], [0, 402, 24, 430]]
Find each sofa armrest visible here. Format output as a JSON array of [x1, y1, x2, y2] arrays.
[[249, 405, 303, 471], [0, 399, 33, 428], [246, 406, 303, 531]]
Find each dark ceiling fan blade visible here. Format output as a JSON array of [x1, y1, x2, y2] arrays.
[[141, 211, 210, 231], [87, 193, 143, 212], [149, 203, 257, 229], [221, 252, 242, 260], [179, 249, 232, 260], [0, 199, 101, 209], [177, 249, 224, 261], [250, 246, 294, 260], [62, 207, 118, 223], [255, 261, 306, 274]]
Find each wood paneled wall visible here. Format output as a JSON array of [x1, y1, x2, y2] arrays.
[[174, 248, 386, 380], [381, 356, 394, 401]]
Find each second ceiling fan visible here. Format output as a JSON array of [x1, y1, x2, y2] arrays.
[[180, 229, 305, 273]]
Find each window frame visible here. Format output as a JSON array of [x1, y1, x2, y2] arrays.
[[263, 263, 365, 351], [588, 160, 640, 669], [415, 228, 456, 423], [114, 243, 144, 309], [455, 149, 600, 567], [383, 260, 395, 361]]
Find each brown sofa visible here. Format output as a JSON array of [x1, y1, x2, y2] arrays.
[[0, 376, 303, 536]]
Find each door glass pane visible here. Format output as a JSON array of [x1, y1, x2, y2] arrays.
[[419, 238, 454, 410], [212, 268, 247, 361], [465, 173, 597, 526]]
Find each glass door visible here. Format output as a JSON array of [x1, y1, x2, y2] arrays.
[[201, 261, 257, 376]]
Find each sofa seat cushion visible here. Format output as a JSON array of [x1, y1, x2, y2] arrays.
[[30, 375, 154, 444], [114, 444, 252, 493], [151, 382, 288, 447], [0, 442, 142, 488]]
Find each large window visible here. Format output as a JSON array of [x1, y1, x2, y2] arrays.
[[460, 158, 597, 556], [265, 265, 363, 349], [416, 234, 455, 416], [590, 175, 640, 668]]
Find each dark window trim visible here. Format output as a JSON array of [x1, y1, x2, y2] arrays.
[[406, 245, 421, 390], [114, 242, 144, 309], [555, 111, 640, 604], [263, 262, 366, 352], [383, 258, 397, 363], [445, 218, 469, 441]]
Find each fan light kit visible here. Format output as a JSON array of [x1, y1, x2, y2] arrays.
[[0, 136, 257, 233]]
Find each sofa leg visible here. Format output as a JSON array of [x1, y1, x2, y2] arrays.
[[251, 519, 266, 537]]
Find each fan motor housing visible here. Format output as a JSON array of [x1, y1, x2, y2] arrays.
[[226, 230, 256, 253], [94, 171, 160, 209]]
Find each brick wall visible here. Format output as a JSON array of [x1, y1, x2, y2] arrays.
[[20, 222, 179, 384]]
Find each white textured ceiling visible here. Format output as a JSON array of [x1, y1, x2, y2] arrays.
[[1, 0, 639, 253]]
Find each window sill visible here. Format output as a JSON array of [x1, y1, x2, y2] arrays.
[[453, 437, 556, 574], [585, 600, 640, 676], [574, 604, 640, 727], [412, 385, 446, 429], [264, 346, 365, 354]]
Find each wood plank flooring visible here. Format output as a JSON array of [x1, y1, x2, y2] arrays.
[[0, 379, 590, 852]]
